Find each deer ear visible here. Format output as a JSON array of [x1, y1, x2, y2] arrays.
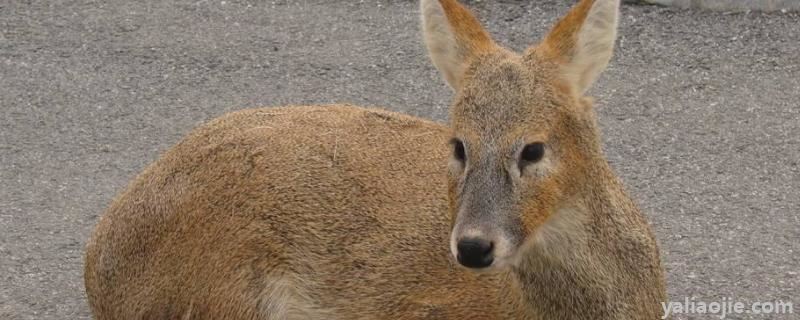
[[538, 0, 620, 95], [420, 0, 496, 90]]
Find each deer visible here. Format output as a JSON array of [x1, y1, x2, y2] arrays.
[[84, 0, 667, 319]]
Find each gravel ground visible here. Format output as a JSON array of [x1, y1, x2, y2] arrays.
[[1, 0, 798, 319], [642, 0, 800, 12]]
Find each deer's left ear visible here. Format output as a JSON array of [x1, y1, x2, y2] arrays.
[[536, 0, 620, 95]]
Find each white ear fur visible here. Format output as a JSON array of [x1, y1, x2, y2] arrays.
[[565, 0, 620, 94], [420, 0, 462, 89], [420, 0, 494, 90]]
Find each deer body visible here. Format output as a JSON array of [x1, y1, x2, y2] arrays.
[[85, 106, 526, 319], [85, 0, 667, 319]]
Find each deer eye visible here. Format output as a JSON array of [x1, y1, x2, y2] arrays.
[[520, 143, 545, 164], [451, 139, 466, 162]]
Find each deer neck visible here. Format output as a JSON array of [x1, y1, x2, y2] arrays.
[[509, 163, 628, 319]]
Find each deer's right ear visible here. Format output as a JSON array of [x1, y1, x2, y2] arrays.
[[420, 0, 495, 90]]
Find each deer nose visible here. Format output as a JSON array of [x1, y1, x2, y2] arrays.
[[456, 238, 494, 268]]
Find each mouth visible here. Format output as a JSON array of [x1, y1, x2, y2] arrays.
[[454, 255, 512, 273]]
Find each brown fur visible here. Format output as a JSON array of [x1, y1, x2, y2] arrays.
[[84, 0, 666, 319], [85, 106, 523, 319]]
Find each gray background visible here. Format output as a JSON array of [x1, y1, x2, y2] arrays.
[[1, 0, 798, 319], [643, 0, 800, 12]]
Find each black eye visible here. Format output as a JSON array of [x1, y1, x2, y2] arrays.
[[520, 143, 545, 163], [452, 139, 466, 162]]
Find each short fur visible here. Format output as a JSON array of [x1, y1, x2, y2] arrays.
[[85, 0, 666, 319]]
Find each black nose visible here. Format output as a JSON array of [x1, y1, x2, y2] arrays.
[[456, 238, 494, 268]]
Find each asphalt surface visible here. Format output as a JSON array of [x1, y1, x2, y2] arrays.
[[1, 1, 798, 319]]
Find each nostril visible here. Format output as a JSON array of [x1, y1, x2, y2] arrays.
[[456, 238, 494, 269], [457, 239, 493, 255]]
